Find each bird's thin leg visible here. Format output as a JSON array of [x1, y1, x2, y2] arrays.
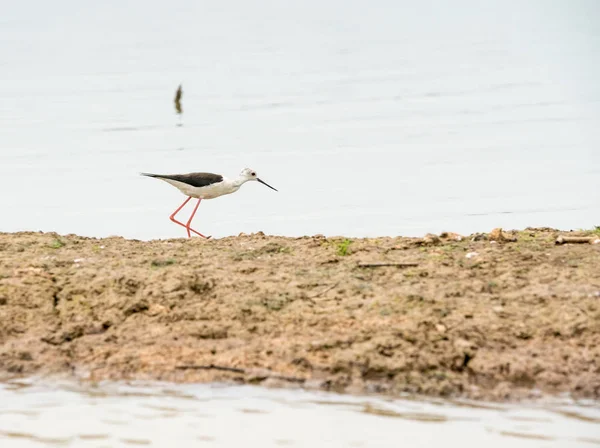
[[185, 198, 209, 239], [169, 197, 208, 238]]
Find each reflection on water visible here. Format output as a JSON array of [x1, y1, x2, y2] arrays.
[[0, 379, 598, 447]]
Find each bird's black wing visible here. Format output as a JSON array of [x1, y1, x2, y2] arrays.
[[141, 172, 223, 188]]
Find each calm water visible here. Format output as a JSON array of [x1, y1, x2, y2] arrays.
[[1, 2, 599, 444], [0, 379, 599, 447], [0, 0, 599, 240]]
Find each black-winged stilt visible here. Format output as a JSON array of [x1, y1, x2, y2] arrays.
[[141, 168, 277, 239]]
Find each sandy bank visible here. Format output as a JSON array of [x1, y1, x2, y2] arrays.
[[0, 229, 599, 401]]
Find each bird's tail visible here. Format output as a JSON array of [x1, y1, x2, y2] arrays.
[[140, 172, 161, 178]]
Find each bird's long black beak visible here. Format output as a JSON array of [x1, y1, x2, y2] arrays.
[[257, 178, 278, 191]]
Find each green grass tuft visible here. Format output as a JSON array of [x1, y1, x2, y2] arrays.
[[49, 239, 65, 249], [336, 239, 352, 256]]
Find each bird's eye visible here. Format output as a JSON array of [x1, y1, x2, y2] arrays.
[[251, 172, 256, 176]]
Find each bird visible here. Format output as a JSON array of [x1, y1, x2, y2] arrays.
[[141, 168, 278, 239]]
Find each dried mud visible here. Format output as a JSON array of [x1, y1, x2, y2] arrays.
[[0, 229, 599, 401]]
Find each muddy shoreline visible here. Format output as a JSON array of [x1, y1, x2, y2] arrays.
[[0, 229, 599, 401]]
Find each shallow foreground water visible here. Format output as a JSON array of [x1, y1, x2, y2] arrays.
[[0, 379, 599, 448]]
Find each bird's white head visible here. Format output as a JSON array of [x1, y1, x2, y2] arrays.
[[240, 168, 258, 180], [239, 168, 278, 191]]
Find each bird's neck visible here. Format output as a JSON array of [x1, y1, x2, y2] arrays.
[[231, 176, 248, 188]]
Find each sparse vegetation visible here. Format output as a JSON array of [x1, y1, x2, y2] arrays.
[[336, 239, 351, 256], [516, 231, 535, 242], [49, 238, 65, 249], [575, 226, 600, 236]]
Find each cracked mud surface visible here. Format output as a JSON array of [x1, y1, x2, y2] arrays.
[[0, 229, 599, 401]]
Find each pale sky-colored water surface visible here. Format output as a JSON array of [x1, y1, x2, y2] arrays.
[[1, 0, 599, 239], [0, 379, 599, 447]]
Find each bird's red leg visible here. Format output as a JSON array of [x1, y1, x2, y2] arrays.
[[169, 197, 208, 238], [185, 198, 209, 239]]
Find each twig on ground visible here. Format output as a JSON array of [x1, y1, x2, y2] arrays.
[[309, 282, 340, 299], [175, 364, 305, 384], [357, 261, 419, 268], [175, 364, 245, 373], [555, 236, 596, 245]]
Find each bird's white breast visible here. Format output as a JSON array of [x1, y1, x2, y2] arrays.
[[160, 178, 239, 199]]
